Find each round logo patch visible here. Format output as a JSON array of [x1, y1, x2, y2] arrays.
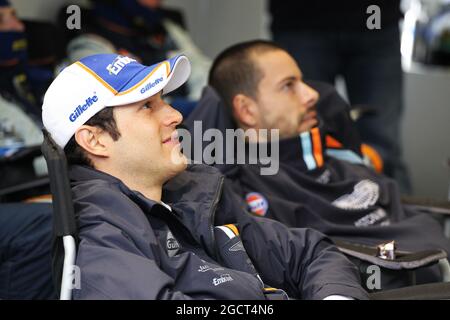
[[245, 192, 268, 216]]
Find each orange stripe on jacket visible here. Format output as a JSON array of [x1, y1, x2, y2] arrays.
[[325, 135, 343, 149], [361, 144, 384, 173], [224, 224, 239, 236], [311, 127, 324, 167]]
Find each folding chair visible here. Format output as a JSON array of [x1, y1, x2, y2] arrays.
[[41, 129, 77, 300]]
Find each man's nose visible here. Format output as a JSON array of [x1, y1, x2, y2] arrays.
[[163, 104, 183, 127], [302, 83, 319, 109]]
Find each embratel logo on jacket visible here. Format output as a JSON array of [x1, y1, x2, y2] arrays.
[[245, 192, 268, 216], [69, 94, 98, 122], [212, 274, 233, 286], [106, 55, 136, 75]]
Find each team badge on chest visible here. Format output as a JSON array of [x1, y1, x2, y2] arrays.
[[245, 192, 269, 216]]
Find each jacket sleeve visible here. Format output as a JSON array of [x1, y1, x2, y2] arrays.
[[72, 186, 193, 300], [217, 181, 369, 300]]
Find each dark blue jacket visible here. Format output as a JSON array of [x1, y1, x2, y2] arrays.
[[69, 164, 367, 300]]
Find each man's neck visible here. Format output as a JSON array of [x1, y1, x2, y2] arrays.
[[96, 163, 163, 201]]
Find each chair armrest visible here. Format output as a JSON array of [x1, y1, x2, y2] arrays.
[[0, 176, 50, 198], [402, 196, 450, 216], [333, 239, 447, 271], [369, 282, 450, 300]]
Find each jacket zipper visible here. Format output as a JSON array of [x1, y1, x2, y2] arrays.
[[209, 175, 224, 260]]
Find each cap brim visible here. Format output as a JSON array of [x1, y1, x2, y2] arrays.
[[105, 55, 191, 107], [162, 55, 191, 95]]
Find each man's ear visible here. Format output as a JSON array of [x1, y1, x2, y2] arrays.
[[74, 125, 110, 158], [231, 94, 259, 128]]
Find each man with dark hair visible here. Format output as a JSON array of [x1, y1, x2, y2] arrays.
[[269, 0, 410, 193], [208, 41, 285, 110], [185, 40, 450, 289], [41, 53, 368, 299], [208, 40, 320, 138]]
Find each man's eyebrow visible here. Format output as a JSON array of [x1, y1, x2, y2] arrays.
[[138, 91, 163, 105], [147, 91, 162, 100], [278, 75, 299, 85]]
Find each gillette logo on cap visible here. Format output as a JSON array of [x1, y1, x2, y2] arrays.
[[69, 94, 98, 122], [42, 53, 191, 148], [141, 77, 163, 94]]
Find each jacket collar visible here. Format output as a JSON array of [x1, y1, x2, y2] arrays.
[[69, 164, 121, 183], [277, 126, 326, 172], [69, 164, 224, 257], [238, 125, 326, 174]]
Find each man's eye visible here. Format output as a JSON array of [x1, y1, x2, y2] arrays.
[[282, 82, 294, 91], [142, 102, 152, 109]]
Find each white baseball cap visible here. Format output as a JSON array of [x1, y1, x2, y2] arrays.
[[42, 53, 191, 148]]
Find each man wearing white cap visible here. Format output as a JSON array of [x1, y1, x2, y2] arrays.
[[42, 53, 367, 300]]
